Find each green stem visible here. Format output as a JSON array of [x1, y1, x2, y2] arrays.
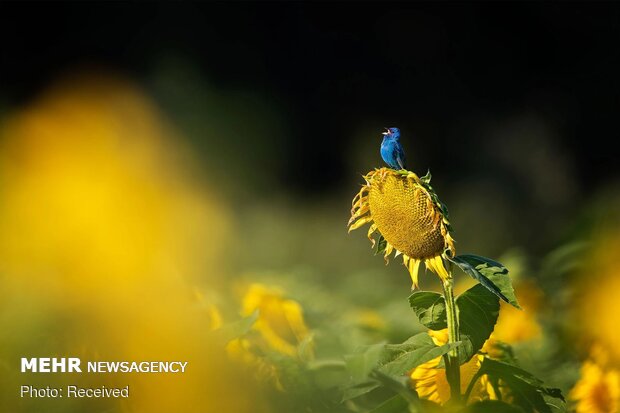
[[442, 274, 461, 404]]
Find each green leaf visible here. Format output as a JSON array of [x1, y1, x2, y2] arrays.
[[420, 170, 432, 184], [408, 286, 500, 364], [408, 292, 447, 330], [461, 400, 525, 413], [344, 342, 386, 383], [486, 341, 518, 364], [439, 201, 450, 218], [342, 333, 466, 402], [451, 254, 521, 309], [369, 371, 443, 413], [368, 395, 409, 413], [456, 284, 500, 363], [479, 269, 520, 310], [370, 370, 420, 406], [468, 358, 565, 413], [383, 332, 432, 353], [375, 234, 388, 255], [341, 381, 380, 401], [379, 333, 461, 376], [212, 310, 258, 343]]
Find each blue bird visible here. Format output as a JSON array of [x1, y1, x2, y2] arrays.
[[380, 127, 407, 170]]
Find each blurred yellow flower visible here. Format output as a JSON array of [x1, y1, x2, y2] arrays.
[[226, 337, 284, 390], [349, 168, 456, 288], [573, 230, 620, 365], [570, 348, 620, 413], [349, 308, 387, 331], [492, 279, 543, 344], [241, 283, 312, 357], [0, 74, 268, 413], [225, 283, 312, 391], [409, 330, 494, 405]]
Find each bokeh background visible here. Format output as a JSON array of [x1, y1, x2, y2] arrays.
[[0, 3, 618, 413]]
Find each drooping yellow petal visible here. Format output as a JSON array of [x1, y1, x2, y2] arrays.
[[432, 212, 441, 229], [425, 256, 449, 280], [351, 191, 366, 208], [408, 259, 421, 289], [383, 243, 394, 263], [424, 257, 437, 276], [353, 203, 370, 217], [349, 202, 371, 226], [357, 193, 368, 204], [348, 216, 373, 232], [367, 224, 378, 245]]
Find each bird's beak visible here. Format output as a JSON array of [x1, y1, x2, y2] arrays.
[[382, 127, 389, 135]]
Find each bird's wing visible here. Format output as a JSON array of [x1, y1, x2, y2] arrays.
[[396, 147, 406, 169]]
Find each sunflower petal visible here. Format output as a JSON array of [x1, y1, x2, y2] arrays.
[[352, 187, 368, 206], [384, 242, 394, 260], [367, 223, 378, 241], [424, 257, 436, 275], [432, 256, 450, 280], [432, 212, 441, 229], [408, 259, 421, 289], [353, 203, 370, 218], [348, 206, 369, 226], [355, 195, 368, 208], [348, 216, 373, 232]]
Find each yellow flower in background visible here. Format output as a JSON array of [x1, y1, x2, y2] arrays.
[[573, 230, 620, 365], [349, 168, 455, 288], [492, 279, 543, 344], [0, 73, 269, 413], [226, 283, 312, 391], [226, 337, 284, 391], [570, 348, 620, 413], [349, 308, 387, 331], [241, 283, 312, 357], [409, 330, 493, 405]]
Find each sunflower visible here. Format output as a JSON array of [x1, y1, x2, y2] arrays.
[[410, 330, 499, 404], [240, 283, 312, 357], [226, 283, 313, 391], [570, 349, 620, 413], [349, 167, 456, 288]]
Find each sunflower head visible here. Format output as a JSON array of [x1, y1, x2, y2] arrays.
[[349, 168, 455, 288], [570, 348, 620, 413]]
